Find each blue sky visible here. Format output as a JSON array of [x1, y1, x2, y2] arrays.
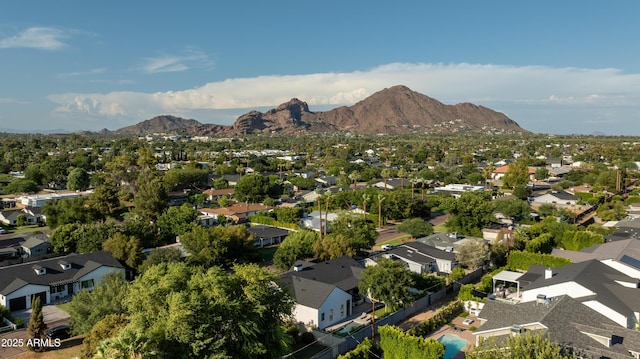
[[1, 1, 639, 135]]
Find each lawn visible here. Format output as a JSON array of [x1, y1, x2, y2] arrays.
[[256, 246, 278, 262], [433, 223, 448, 233], [54, 301, 73, 314]]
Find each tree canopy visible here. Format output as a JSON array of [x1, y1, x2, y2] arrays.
[[358, 258, 415, 312]]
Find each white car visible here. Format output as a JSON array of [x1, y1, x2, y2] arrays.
[[0, 228, 6, 234], [381, 244, 393, 251]]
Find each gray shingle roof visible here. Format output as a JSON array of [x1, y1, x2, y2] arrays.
[[247, 225, 290, 239], [0, 251, 124, 295], [476, 295, 640, 359], [523, 259, 640, 318]]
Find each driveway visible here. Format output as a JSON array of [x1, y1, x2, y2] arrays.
[[1, 305, 70, 357], [12, 304, 70, 325]]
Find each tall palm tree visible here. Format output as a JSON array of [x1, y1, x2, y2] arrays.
[[377, 194, 386, 228], [324, 191, 333, 236], [381, 169, 391, 191], [349, 170, 359, 190], [362, 193, 371, 220], [315, 188, 323, 240], [397, 168, 408, 189]]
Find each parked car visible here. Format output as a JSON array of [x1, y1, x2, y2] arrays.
[[47, 325, 71, 340], [381, 244, 394, 251], [0, 228, 6, 234]]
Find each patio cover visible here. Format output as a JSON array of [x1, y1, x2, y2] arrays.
[[492, 270, 524, 298]]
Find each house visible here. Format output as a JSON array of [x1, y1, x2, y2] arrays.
[[517, 260, 640, 328], [19, 192, 81, 208], [491, 165, 536, 181], [372, 178, 407, 191], [416, 232, 468, 252], [202, 188, 235, 202], [279, 256, 364, 329], [604, 218, 640, 242], [198, 203, 272, 224], [0, 208, 39, 226], [432, 184, 485, 197], [247, 225, 290, 247], [551, 238, 640, 280], [300, 211, 340, 233], [530, 190, 580, 206], [20, 234, 53, 258], [0, 251, 125, 311], [475, 295, 640, 359], [167, 191, 189, 207], [370, 241, 459, 274], [315, 176, 337, 187]]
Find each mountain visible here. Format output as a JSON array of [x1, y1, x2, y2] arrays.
[[114, 115, 204, 135], [114, 86, 529, 135]]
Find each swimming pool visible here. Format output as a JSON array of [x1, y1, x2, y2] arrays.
[[437, 334, 467, 359], [334, 321, 362, 336]]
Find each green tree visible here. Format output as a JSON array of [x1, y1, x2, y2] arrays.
[[131, 169, 168, 223], [313, 234, 356, 261], [93, 327, 157, 359], [80, 314, 128, 359], [273, 230, 317, 270], [85, 181, 123, 221], [337, 338, 382, 359], [3, 178, 40, 194], [467, 331, 573, 359], [493, 197, 531, 222], [103, 233, 144, 269], [442, 191, 495, 237], [67, 272, 128, 335], [535, 167, 549, 181], [502, 160, 531, 189], [67, 167, 91, 191], [358, 258, 415, 312], [138, 247, 183, 273], [163, 165, 209, 191], [43, 197, 98, 229], [455, 239, 489, 269], [379, 325, 445, 359], [397, 218, 434, 238], [122, 262, 294, 359], [330, 213, 378, 253], [156, 203, 199, 243], [25, 296, 47, 352], [179, 225, 256, 268], [234, 174, 281, 203]]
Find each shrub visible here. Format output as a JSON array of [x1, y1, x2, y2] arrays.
[[301, 331, 315, 344]]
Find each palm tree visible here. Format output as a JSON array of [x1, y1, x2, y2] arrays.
[[397, 168, 408, 189], [349, 170, 359, 190], [315, 188, 323, 240], [324, 191, 333, 236], [377, 194, 386, 228], [381, 169, 391, 191], [362, 193, 371, 220]]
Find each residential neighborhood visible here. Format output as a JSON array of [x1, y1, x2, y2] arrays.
[[1, 132, 640, 358]]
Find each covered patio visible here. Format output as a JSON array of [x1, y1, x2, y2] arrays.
[[491, 270, 523, 300]]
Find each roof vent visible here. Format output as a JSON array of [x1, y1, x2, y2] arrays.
[[59, 260, 71, 271], [510, 325, 523, 336], [545, 268, 553, 280], [33, 265, 46, 276], [293, 264, 303, 272]]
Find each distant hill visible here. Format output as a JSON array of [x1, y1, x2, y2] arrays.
[[112, 85, 529, 135]]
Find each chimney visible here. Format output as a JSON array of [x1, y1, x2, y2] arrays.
[[545, 268, 553, 279], [293, 264, 303, 272]]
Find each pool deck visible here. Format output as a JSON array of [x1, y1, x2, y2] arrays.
[[430, 316, 477, 359]]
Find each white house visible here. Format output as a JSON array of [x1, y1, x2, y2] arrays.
[[279, 256, 364, 330], [0, 251, 125, 311], [371, 241, 459, 274], [518, 260, 640, 329], [531, 190, 580, 206]]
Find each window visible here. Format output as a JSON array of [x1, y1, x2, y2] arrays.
[[50, 284, 65, 294], [321, 312, 325, 321], [329, 309, 333, 321], [80, 279, 94, 289], [340, 304, 344, 317]]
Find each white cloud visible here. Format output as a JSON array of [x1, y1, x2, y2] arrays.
[[140, 47, 214, 73], [0, 27, 69, 50], [47, 63, 640, 133], [58, 68, 107, 79]]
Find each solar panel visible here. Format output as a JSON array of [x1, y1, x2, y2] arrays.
[[620, 255, 640, 270]]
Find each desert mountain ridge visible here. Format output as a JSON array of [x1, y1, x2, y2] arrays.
[[112, 85, 529, 136]]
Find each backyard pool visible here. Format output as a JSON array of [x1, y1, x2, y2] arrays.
[[334, 321, 363, 336], [437, 334, 467, 359]]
